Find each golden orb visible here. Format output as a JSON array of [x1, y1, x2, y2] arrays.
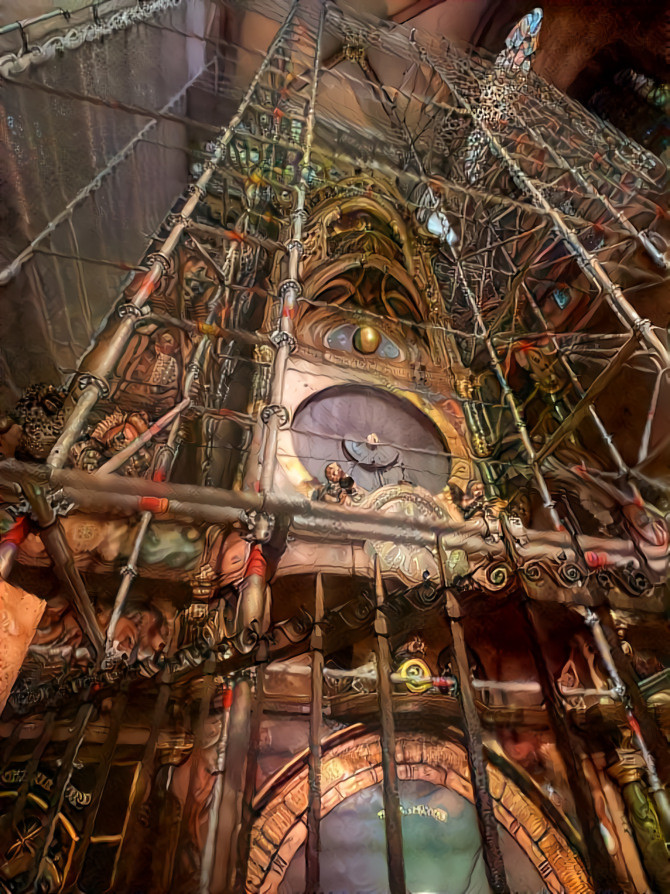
[[353, 325, 381, 354], [397, 658, 433, 693]]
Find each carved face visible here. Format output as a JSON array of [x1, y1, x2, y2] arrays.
[[181, 259, 213, 305], [155, 331, 178, 356], [325, 462, 343, 483]]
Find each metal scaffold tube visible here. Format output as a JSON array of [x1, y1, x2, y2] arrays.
[[520, 282, 631, 478], [440, 575, 510, 893], [373, 558, 407, 894], [102, 281, 227, 662], [422, 39, 670, 368], [258, 0, 326, 496], [584, 608, 670, 800], [454, 262, 563, 530], [199, 683, 234, 894], [46, 0, 301, 471], [517, 599, 621, 889], [29, 702, 95, 892], [306, 572, 325, 893], [113, 682, 171, 890]]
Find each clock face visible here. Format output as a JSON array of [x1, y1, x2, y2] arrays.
[[291, 384, 451, 494]]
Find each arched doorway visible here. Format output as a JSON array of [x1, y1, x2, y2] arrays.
[[247, 731, 592, 894]]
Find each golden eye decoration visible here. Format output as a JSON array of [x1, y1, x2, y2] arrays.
[[397, 658, 433, 693], [325, 324, 400, 359], [353, 325, 382, 354]]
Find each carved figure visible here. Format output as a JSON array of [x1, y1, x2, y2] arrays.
[[99, 603, 168, 665], [311, 462, 357, 503], [116, 328, 182, 412], [70, 410, 154, 476]]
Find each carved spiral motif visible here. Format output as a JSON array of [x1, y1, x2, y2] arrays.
[[486, 562, 510, 590], [522, 562, 543, 582], [558, 563, 583, 586]]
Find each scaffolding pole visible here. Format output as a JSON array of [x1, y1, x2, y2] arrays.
[[373, 558, 407, 894], [443, 586, 510, 894], [199, 684, 234, 894], [423, 41, 670, 367], [518, 600, 621, 889], [306, 573, 325, 893], [45, 0, 301, 471], [258, 1, 325, 495]]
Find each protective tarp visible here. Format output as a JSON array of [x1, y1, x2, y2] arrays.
[[0, 0, 209, 407]]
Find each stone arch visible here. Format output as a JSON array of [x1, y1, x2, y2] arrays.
[[247, 730, 592, 894]]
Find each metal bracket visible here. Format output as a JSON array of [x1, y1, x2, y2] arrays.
[[278, 279, 301, 300], [146, 251, 171, 276], [260, 404, 289, 426], [167, 212, 189, 228], [49, 488, 76, 518], [118, 302, 150, 319], [5, 499, 31, 521], [632, 317, 652, 339], [286, 239, 304, 256], [269, 329, 297, 352], [187, 182, 207, 200], [77, 372, 110, 398]]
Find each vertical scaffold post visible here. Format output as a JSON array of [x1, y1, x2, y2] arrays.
[[63, 689, 129, 887], [235, 667, 266, 892], [213, 679, 253, 894], [46, 0, 301, 470], [441, 581, 510, 894], [30, 701, 94, 892], [258, 1, 325, 495], [199, 682, 234, 894], [113, 681, 171, 890], [306, 572, 325, 892], [518, 599, 621, 889], [373, 557, 407, 894]]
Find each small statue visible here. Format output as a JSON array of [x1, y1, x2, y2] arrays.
[[147, 331, 180, 389], [311, 462, 356, 503], [70, 410, 154, 476], [70, 438, 104, 473]]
